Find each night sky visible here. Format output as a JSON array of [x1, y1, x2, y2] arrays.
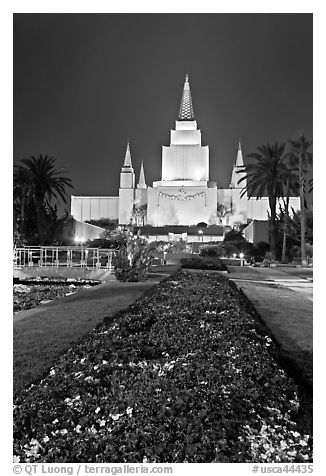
[[13, 14, 312, 212]]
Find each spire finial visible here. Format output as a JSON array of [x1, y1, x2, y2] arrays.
[[178, 74, 195, 120], [137, 161, 147, 189], [235, 140, 244, 167], [123, 140, 133, 167]]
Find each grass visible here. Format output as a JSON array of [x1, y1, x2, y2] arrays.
[[13, 280, 159, 396]]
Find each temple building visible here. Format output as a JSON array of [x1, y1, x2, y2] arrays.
[[71, 75, 300, 242]]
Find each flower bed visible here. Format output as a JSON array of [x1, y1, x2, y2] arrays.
[[13, 271, 312, 463], [14, 280, 100, 314]]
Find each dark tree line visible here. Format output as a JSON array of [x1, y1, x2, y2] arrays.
[[14, 155, 73, 245]]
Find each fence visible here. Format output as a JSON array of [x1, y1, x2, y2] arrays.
[[14, 246, 114, 270]]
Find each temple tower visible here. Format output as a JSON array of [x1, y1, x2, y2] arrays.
[[160, 74, 209, 183], [119, 142, 135, 224]]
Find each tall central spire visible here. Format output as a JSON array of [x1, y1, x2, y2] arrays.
[[178, 74, 195, 121]]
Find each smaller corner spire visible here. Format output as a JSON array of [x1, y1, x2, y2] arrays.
[[235, 140, 244, 167], [123, 141, 133, 168], [137, 161, 147, 189]]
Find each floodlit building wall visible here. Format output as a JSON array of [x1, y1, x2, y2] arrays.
[[74, 220, 106, 242], [162, 145, 209, 181], [147, 186, 217, 226], [243, 220, 269, 244], [247, 197, 300, 221], [71, 196, 119, 222]]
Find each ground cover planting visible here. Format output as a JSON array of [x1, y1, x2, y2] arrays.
[[13, 271, 312, 463], [13, 280, 100, 314]]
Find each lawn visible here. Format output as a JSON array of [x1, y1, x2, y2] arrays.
[[13, 280, 158, 395], [13, 271, 312, 463]]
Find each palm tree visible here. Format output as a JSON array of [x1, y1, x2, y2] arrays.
[[13, 165, 32, 243], [287, 134, 313, 266], [237, 142, 289, 260], [280, 169, 299, 263], [14, 155, 73, 244]]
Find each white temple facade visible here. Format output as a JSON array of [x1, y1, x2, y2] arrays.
[[71, 75, 300, 233]]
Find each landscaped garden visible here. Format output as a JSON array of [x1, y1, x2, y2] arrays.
[[13, 270, 312, 463]]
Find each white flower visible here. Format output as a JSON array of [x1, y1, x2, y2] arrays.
[[98, 419, 106, 427], [109, 413, 124, 421], [60, 429, 68, 435], [287, 450, 297, 457], [75, 425, 82, 433], [52, 418, 59, 424], [42, 435, 50, 443], [299, 440, 308, 447], [102, 360, 108, 364], [13, 455, 20, 463], [143, 456, 148, 463], [280, 440, 287, 450], [80, 358, 86, 363], [126, 407, 133, 417], [95, 407, 101, 414], [49, 369, 56, 376]]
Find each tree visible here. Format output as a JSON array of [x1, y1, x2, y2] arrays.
[[13, 165, 32, 244], [216, 203, 232, 225], [237, 142, 289, 260], [280, 168, 299, 263], [132, 204, 147, 226], [14, 155, 73, 244], [287, 134, 313, 266]]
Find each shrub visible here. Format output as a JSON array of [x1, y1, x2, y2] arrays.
[[199, 246, 219, 257], [181, 256, 227, 271], [112, 230, 153, 282], [252, 241, 270, 261]]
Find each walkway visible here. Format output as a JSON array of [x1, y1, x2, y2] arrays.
[[227, 265, 313, 386], [14, 266, 179, 395]]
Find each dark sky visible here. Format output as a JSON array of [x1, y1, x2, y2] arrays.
[[13, 13, 312, 211]]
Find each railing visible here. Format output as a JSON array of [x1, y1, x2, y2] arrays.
[[13, 246, 114, 270]]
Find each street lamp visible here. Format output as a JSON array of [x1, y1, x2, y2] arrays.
[[239, 252, 244, 267]]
